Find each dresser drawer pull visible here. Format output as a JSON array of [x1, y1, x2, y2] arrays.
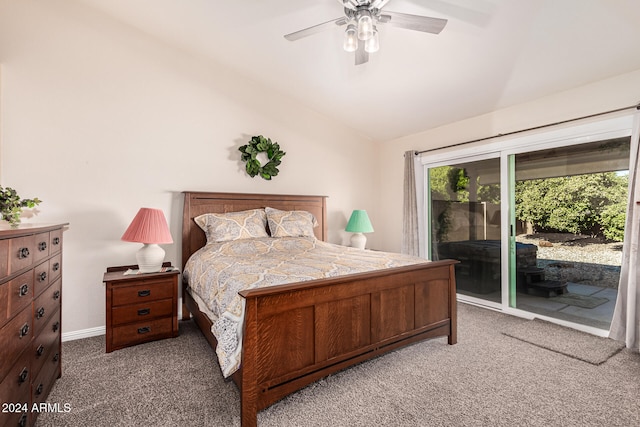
[[19, 323, 29, 338], [19, 413, 28, 427], [52, 322, 60, 332], [38, 271, 47, 282], [38, 241, 48, 251], [18, 368, 29, 383], [138, 289, 151, 297], [137, 308, 151, 316], [52, 237, 60, 245], [36, 344, 45, 357], [138, 326, 151, 334], [36, 307, 45, 319], [53, 262, 61, 271], [53, 290, 61, 300], [53, 352, 60, 362], [19, 284, 29, 297], [35, 383, 44, 396], [18, 247, 30, 259]]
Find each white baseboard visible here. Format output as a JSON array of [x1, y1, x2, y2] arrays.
[[62, 326, 105, 342]]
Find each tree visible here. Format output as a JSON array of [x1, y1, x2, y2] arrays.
[[515, 172, 628, 240]]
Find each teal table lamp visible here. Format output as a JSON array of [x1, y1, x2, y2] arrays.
[[345, 210, 374, 249]]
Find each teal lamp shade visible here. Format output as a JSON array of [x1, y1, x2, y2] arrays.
[[346, 210, 373, 249]]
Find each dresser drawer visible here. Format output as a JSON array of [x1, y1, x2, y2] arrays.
[[0, 306, 32, 382], [33, 259, 50, 297], [111, 279, 174, 306], [49, 229, 63, 255], [0, 347, 31, 408], [33, 232, 50, 264], [111, 317, 173, 349], [111, 298, 173, 326], [32, 308, 61, 379], [0, 380, 30, 427], [33, 278, 61, 337], [8, 235, 36, 274], [1, 270, 34, 324], [32, 348, 60, 408], [49, 253, 62, 283]]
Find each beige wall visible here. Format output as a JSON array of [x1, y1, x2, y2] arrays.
[[0, 0, 379, 336], [377, 69, 640, 253]]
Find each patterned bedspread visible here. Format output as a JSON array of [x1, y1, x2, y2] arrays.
[[183, 236, 428, 377]]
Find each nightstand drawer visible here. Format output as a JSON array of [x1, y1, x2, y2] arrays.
[[111, 317, 174, 348], [111, 279, 174, 306], [111, 298, 173, 326]]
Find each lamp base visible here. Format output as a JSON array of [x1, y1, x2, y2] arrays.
[[136, 243, 165, 273], [350, 233, 367, 250]]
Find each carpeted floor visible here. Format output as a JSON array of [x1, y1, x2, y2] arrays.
[[36, 303, 640, 426]]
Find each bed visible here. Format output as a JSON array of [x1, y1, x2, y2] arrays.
[[181, 191, 458, 427]]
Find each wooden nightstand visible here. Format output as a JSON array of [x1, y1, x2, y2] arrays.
[[103, 264, 179, 352]]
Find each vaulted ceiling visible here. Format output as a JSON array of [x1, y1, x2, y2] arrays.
[[77, 0, 640, 141]]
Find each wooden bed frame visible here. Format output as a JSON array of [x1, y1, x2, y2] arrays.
[[181, 191, 457, 427]]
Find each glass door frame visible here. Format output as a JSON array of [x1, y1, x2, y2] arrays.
[[421, 114, 637, 335]]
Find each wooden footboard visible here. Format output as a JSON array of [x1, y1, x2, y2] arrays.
[[237, 260, 457, 427]]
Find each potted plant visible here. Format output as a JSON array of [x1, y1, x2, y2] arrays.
[[0, 186, 42, 227]]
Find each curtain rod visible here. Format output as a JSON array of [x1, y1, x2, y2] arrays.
[[414, 102, 640, 156]]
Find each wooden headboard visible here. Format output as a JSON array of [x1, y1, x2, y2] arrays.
[[182, 192, 328, 270]]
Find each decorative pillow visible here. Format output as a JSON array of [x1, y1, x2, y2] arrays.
[[265, 207, 318, 238], [194, 209, 268, 243]]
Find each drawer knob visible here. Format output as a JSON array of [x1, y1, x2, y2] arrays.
[[53, 262, 61, 271], [18, 367, 29, 383], [38, 241, 47, 251], [35, 383, 44, 396], [18, 247, 30, 259], [19, 323, 29, 338], [19, 413, 28, 427], [138, 326, 151, 334], [52, 237, 60, 245], [19, 284, 29, 297], [38, 271, 47, 282], [53, 352, 60, 362], [137, 308, 151, 316], [36, 307, 45, 319], [53, 290, 61, 300], [52, 322, 60, 332], [36, 344, 45, 357], [138, 289, 151, 297]]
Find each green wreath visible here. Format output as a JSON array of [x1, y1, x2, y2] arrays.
[[239, 135, 286, 180]]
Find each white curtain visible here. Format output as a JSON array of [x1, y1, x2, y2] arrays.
[[609, 113, 640, 350], [402, 151, 421, 256]]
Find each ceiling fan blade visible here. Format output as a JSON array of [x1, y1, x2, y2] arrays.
[[382, 11, 447, 34], [284, 17, 347, 41], [355, 43, 369, 66]]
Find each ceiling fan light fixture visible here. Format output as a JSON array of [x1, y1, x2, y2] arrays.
[[365, 26, 379, 53], [357, 10, 373, 40], [343, 24, 358, 52]]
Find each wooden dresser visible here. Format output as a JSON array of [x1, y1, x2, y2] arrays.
[[0, 223, 67, 427]]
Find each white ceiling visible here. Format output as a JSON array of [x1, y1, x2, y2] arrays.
[[77, 0, 640, 141]]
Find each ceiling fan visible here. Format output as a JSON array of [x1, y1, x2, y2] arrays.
[[284, 0, 448, 65]]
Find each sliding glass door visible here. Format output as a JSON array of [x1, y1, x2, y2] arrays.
[[423, 114, 636, 332], [511, 138, 630, 330], [429, 156, 502, 305]]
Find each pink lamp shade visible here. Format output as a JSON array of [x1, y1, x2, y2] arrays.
[[122, 208, 173, 273]]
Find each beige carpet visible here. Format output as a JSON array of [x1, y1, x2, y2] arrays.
[[502, 318, 624, 365], [35, 303, 640, 426]]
